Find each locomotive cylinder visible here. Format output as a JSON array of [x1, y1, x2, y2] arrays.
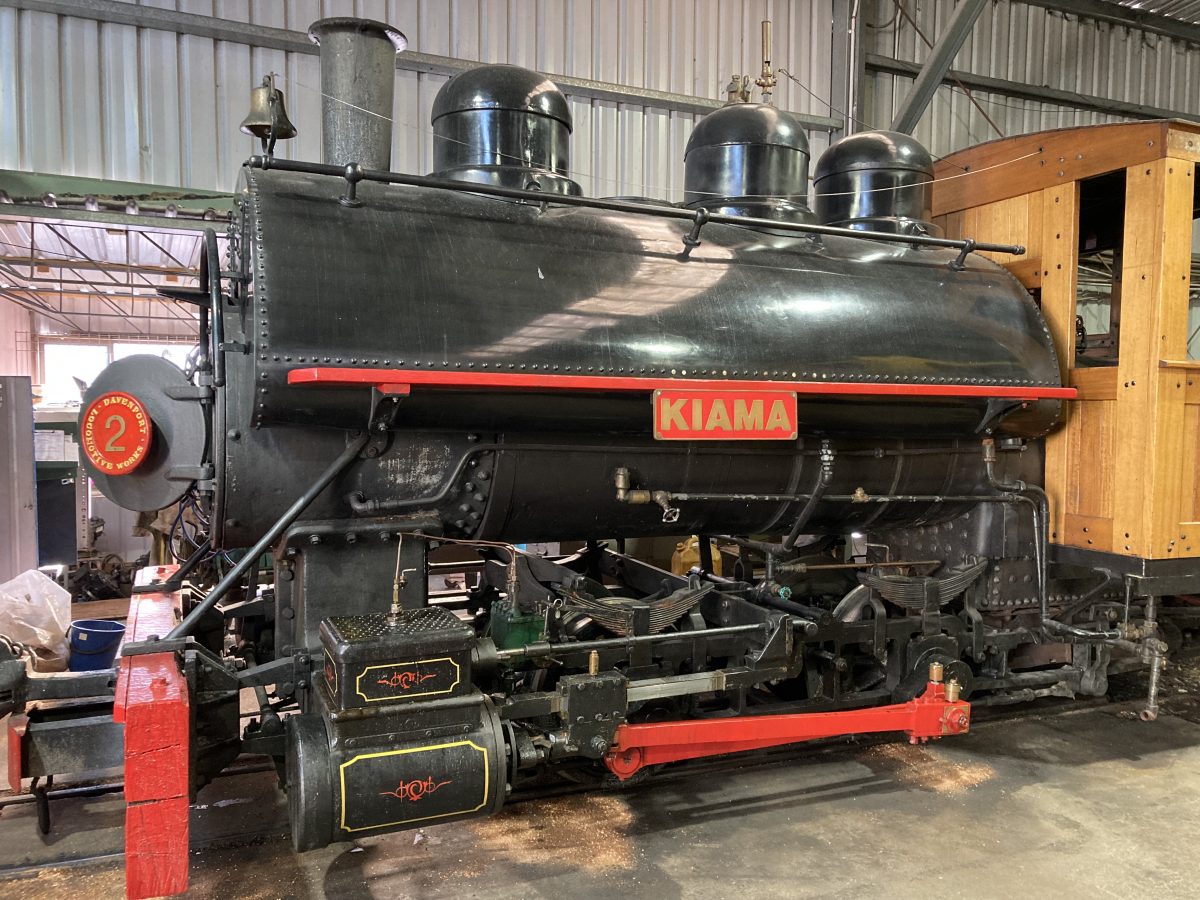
[[307, 17, 407, 170]]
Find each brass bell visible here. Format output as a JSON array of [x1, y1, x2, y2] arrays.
[[239, 75, 297, 151]]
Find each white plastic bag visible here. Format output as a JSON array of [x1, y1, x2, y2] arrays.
[[0, 570, 71, 671]]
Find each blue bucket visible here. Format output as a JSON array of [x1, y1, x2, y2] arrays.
[[68, 619, 126, 671]]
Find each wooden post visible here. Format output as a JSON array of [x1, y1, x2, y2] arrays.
[[1111, 159, 1195, 557], [1039, 183, 1080, 545], [114, 566, 190, 899]]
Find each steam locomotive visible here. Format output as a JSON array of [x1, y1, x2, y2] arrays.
[[4, 17, 1169, 867]]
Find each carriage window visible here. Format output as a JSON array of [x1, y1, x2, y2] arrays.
[[1075, 171, 1125, 367]]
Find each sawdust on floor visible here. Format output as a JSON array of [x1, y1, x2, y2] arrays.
[[463, 793, 636, 875], [0, 863, 125, 900], [859, 742, 995, 794]]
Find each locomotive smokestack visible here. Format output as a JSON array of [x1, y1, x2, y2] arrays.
[[307, 17, 407, 171]]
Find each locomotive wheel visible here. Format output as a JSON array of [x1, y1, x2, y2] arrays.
[[894, 638, 974, 702]]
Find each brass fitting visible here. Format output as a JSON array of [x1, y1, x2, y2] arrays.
[[614, 467, 632, 502], [981, 436, 997, 464], [929, 661, 944, 684], [945, 678, 961, 703], [588, 650, 600, 676]]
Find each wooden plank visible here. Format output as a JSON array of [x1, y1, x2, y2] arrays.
[[1166, 125, 1200, 160], [1110, 161, 1164, 556], [1065, 398, 1115, 521], [114, 565, 189, 900], [932, 210, 963, 240], [1109, 158, 1196, 557], [1069, 367, 1118, 401], [1177, 383, 1200, 532], [1063, 513, 1114, 552], [1040, 183, 1081, 544], [70, 598, 130, 622], [1148, 160, 1199, 557], [937, 194, 1043, 281], [933, 121, 1173, 215], [1005, 258, 1042, 290], [1039, 185, 1081, 381], [980, 194, 1042, 265], [1149, 162, 1194, 557]]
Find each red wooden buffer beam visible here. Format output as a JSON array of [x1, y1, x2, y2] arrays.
[[603, 665, 970, 780], [114, 565, 190, 900]]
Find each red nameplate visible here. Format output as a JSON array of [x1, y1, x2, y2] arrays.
[[653, 389, 798, 440]]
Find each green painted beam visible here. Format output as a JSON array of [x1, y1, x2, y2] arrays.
[[0, 170, 233, 230]]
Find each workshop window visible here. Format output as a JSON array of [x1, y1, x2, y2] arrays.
[[38, 342, 108, 405]]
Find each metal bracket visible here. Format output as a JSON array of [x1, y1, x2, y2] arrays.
[[679, 208, 710, 260], [167, 464, 215, 481], [31, 775, 53, 835], [364, 389, 406, 458], [949, 238, 977, 271], [975, 398, 1027, 434], [164, 384, 214, 401], [238, 655, 300, 689], [118, 636, 192, 658], [340, 163, 365, 207], [132, 539, 210, 594], [122, 638, 233, 685]]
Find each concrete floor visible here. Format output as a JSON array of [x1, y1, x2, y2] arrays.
[[2, 661, 1199, 899]]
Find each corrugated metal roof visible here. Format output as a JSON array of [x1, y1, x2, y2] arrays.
[[864, 0, 1200, 159], [0, 216, 204, 338], [1116, 1, 1200, 26]]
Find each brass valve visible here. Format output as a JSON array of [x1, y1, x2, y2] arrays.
[[945, 678, 961, 703]]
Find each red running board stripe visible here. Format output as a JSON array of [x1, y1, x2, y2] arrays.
[[287, 366, 1077, 401]]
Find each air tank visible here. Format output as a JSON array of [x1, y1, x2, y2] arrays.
[[812, 130, 940, 235], [683, 103, 814, 222], [430, 65, 580, 195]]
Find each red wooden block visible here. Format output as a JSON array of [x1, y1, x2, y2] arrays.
[[115, 566, 190, 900], [124, 797, 191, 898], [8, 715, 28, 792]]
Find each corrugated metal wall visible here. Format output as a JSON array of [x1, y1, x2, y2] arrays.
[[0, 299, 33, 376], [6, 2, 1200, 193], [861, 0, 1200, 158], [0, 0, 840, 199]]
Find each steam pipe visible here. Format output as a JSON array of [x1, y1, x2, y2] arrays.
[[204, 229, 225, 388], [783, 441, 834, 550], [981, 438, 1063, 640]]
